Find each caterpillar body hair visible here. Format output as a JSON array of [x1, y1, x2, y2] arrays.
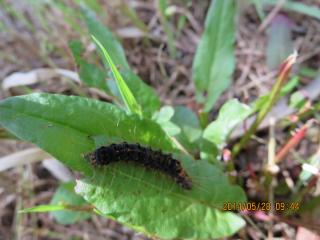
[[85, 142, 192, 190]]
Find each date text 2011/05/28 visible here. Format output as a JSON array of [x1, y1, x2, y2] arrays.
[[223, 202, 300, 212]]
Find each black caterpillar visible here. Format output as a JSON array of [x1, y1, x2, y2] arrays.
[[85, 142, 192, 190]]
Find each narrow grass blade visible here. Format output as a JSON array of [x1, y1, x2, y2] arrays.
[[91, 35, 142, 116], [19, 204, 66, 213]]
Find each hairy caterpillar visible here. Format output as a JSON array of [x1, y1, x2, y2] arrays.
[[85, 142, 192, 190]]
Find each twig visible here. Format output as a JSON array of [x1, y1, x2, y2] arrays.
[[275, 120, 315, 163], [14, 167, 23, 240]]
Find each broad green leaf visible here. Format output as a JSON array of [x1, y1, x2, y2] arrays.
[[0, 93, 173, 175], [92, 35, 142, 116], [153, 106, 181, 136], [0, 93, 246, 238], [192, 0, 236, 112], [199, 138, 220, 163], [69, 41, 108, 92], [160, 121, 181, 136], [20, 205, 66, 213], [75, 154, 246, 239], [50, 182, 91, 224], [153, 106, 175, 123], [171, 106, 202, 151], [82, 7, 160, 115], [203, 99, 252, 148], [266, 15, 294, 69]]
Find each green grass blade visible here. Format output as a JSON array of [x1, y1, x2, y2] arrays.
[[92, 35, 142, 116], [19, 204, 66, 213], [81, 7, 160, 116], [158, 0, 176, 58]]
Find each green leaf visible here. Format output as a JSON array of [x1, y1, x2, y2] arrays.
[[280, 75, 300, 93], [171, 106, 202, 151], [0, 93, 246, 238], [69, 40, 84, 63], [82, 7, 160, 116], [69, 40, 142, 110], [203, 99, 252, 148], [0, 93, 173, 175], [153, 106, 175, 123], [50, 182, 91, 224], [153, 106, 181, 136], [192, 0, 236, 112], [199, 138, 220, 163], [69, 41, 108, 92], [20, 205, 66, 213], [75, 154, 246, 239], [92, 35, 142, 116], [160, 121, 181, 136], [290, 91, 306, 110]]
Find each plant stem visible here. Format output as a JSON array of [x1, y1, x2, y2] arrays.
[[226, 53, 297, 180], [266, 118, 276, 239], [231, 53, 297, 159]]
